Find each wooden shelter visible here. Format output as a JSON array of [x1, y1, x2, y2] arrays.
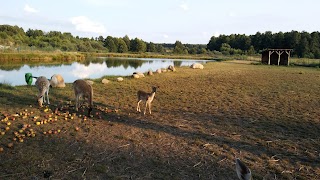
[[261, 49, 292, 66]]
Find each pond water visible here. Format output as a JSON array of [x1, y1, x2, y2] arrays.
[[0, 57, 213, 86]]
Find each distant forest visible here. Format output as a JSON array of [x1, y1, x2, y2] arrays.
[[0, 25, 319, 58]]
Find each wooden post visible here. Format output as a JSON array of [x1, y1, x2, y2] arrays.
[[268, 51, 274, 65], [276, 51, 284, 66], [285, 50, 291, 66]]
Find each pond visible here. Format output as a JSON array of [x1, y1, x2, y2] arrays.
[[0, 57, 213, 86]]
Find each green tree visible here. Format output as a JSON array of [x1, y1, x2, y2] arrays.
[[62, 32, 73, 40], [26, 29, 44, 38], [117, 38, 128, 53], [220, 43, 231, 55], [173, 41, 186, 54], [0, 25, 25, 36], [122, 35, 131, 51], [247, 45, 255, 55], [104, 36, 117, 52], [90, 41, 105, 51], [130, 38, 146, 52], [310, 32, 320, 58], [260, 31, 274, 49], [188, 47, 197, 54], [273, 32, 285, 48], [284, 30, 301, 56], [113, 38, 119, 52], [156, 44, 165, 53], [240, 35, 251, 50], [198, 48, 207, 54], [0, 32, 9, 39], [207, 36, 217, 51], [207, 35, 230, 51], [98, 36, 104, 43], [250, 32, 262, 51], [297, 37, 310, 58], [47, 31, 62, 38], [147, 42, 156, 52]]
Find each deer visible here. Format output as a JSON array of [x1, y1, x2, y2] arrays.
[[136, 86, 159, 115], [35, 76, 50, 107], [73, 79, 93, 116], [235, 158, 252, 180]]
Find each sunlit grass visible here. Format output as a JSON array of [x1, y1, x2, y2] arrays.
[[0, 52, 85, 62], [291, 58, 320, 67]]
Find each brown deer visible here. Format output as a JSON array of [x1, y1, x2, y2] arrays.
[[35, 76, 50, 107], [136, 86, 159, 115], [73, 79, 93, 116]]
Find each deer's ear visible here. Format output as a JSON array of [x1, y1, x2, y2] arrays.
[[235, 158, 251, 180]]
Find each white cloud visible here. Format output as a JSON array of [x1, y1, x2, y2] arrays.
[[72, 63, 106, 79], [202, 32, 208, 36], [84, 0, 110, 6], [228, 12, 236, 17], [163, 34, 169, 38], [83, 0, 129, 7], [180, 3, 189, 11], [213, 32, 220, 37], [70, 16, 107, 34], [24, 4, 38, 13]]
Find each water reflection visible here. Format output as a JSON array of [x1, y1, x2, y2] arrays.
[[0, 57, 212, 86]]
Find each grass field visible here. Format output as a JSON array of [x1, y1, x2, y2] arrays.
[[0, 61, 319, 179], [0, 52, 85, 62], [290, 58, 320, 67]]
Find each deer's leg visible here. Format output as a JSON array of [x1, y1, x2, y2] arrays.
[[46, 89, 50, 105], [42, 95, 45, 104], [75, 95, 80, 111], [148, 102, 152, 114], [144, 102, 148, 115], [137, 100, 142, 112]]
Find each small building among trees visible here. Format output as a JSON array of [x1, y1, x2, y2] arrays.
[[261, 49, 293, 66]]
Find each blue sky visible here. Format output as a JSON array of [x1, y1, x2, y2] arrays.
[[0, 0, 319, 44]]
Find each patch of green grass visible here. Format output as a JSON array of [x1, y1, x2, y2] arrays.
[[291, 58, 320, 67], [0, 52, 85, 62]]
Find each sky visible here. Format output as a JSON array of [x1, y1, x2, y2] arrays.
[[0, 0, 319, 44]]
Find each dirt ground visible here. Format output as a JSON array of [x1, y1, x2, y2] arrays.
[[0, 61, 319, 179]]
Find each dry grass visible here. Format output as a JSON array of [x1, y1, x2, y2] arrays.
[[0, 61, 319, 179]]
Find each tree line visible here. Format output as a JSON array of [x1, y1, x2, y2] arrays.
[[207, 31, 320, 58], [0, 25, 319, 58], [0, 25, 206, 55]]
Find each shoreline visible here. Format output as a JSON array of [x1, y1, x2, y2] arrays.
[[0, 52, 228, 62]]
